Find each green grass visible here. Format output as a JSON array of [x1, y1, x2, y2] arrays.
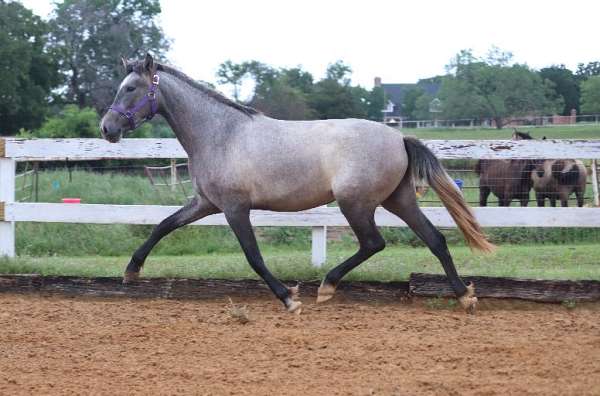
[[401, 124, 600, 140], [2, 244, 599, 281], [13, 169, 600, 257]]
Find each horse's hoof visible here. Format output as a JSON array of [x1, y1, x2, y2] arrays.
[[458, 283, 478, 314], [316, 282, 336, 303], [288, 284, 300, 300], [287, 300, 303, 315], [123, 271, 140, 284]]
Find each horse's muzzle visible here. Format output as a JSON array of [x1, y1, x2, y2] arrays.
[[101, 123, 122, 143]]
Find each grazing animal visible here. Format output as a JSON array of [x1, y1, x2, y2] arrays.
[[100, 54, 494, 314], [532, 159, 587, 207], [475, 130, 536, 207]]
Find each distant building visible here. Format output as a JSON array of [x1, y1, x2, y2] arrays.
[[374, 77, 441, 125]]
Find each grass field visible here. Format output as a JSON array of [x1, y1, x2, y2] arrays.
[[402, 123, 600, 140], [2, 243, 600, 281]]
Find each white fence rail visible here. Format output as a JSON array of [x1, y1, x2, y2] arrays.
[[1, 138, 600, 264]]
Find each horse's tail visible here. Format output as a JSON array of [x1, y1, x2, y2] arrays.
[[552, 160, 580, 186], [403, 136, 496, 253]]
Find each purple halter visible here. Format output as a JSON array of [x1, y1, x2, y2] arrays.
[[109, 74, 160, 130]]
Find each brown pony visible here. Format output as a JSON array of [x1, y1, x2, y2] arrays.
[[475, 130, 536, 207], [532, 159, 587, 207]]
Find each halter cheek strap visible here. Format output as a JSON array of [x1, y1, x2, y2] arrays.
[[109, 74, 160, 130]]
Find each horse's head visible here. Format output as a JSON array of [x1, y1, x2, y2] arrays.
[[100, 53, 159, 143]]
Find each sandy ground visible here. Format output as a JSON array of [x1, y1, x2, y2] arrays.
[[0, 293, 599, 396]]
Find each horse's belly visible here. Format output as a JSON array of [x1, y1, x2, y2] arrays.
[[250, 180, 335, 211]]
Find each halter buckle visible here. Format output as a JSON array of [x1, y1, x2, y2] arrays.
[[152, 74, 160, 85]]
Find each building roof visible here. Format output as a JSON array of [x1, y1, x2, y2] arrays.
[[379, 79, 441, 117]]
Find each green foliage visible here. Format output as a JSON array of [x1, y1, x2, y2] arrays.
[[217, 59, 383, 121], [580, 76, 600, 114], [19, 105, 173, 139], [216, 60, 250, 101], [539, 65, 580, 115], [251, 79, 315, 120], [402, 88, 424, 120], [366, 86, 386, 121], [440, 48, 563, 128], [0, 1, 60, 135], [48, 0, 170, 110], [575, 61, 600, 81], [19, 105, 99, 138]]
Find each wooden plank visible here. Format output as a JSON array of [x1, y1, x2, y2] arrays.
[[409, 273, 600, 302], [4, 138, 187, 161], [0, 275, 409, 302], [425, 139, 600, 159], [5, 138, 600, 161], [7, 203, 600, 228]]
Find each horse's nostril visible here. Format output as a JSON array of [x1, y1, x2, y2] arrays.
[[102, 125, 108, 135]]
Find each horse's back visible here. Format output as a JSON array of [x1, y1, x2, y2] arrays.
[[225, 117, 408, 211]]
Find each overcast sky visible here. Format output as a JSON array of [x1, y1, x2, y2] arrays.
[[21, 0, 600, 96]]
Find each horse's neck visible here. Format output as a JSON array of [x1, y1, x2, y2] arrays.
[[157, 73, 245, 155]]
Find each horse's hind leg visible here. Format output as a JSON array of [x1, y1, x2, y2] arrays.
[[382, 179, 475, 312], [224, 206, 301, 314], [317, 202, 385, 303], [124, 196, 220, 283]]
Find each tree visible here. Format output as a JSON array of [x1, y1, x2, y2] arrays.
[[250, 79, 314, 120], [309, 61, 368, 119], [402, 88, 425, 120], [0, 1, 60, 135], [575, 61, 600, 81], [48, 0, 169, 111], [580, 76, 600, 114], [366, 86, 386, 122], [539, 65, 580, 115], [439, 49, 562, 128], [216, 60, 250, 101]]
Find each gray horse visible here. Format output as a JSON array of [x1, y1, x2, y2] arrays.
[[100, 54, 494, 314]]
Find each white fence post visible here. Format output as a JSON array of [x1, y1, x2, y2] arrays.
[[311, 225, 327, 267], [170, 159, 177, 191], [0, 155, 16, 257]]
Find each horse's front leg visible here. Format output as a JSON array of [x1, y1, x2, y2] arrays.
[[123, 196, 220, 283], [224, 206, 301, 314]]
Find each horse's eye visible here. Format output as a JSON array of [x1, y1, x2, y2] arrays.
[[126, 86, 136, 92]]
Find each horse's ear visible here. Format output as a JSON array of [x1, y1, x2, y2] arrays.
[[120, 56, 127, 70], [144, 53, 155, 73]]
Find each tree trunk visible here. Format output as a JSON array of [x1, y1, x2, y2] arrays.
[[494, 117, 504, 129]]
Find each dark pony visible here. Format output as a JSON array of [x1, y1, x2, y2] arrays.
[[475, 129, 536, 206]]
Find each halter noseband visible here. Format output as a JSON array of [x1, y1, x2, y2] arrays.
[[109, 74, 160, 130]]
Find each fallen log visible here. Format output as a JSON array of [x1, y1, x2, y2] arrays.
[[409, 273, 600, 302], [0, 275, 409, 302], [1, 274, 599, 303]]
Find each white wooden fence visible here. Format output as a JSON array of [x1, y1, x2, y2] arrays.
[[2, 138, 600, 265]]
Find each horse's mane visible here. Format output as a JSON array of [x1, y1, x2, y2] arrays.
[[126, 60, 259, 118]]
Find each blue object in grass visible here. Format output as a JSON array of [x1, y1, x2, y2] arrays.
[[52, 180, 60, 190], [454, 179, 464, 190]]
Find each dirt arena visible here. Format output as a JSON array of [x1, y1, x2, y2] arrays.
[[1, 293, 599, 395]]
